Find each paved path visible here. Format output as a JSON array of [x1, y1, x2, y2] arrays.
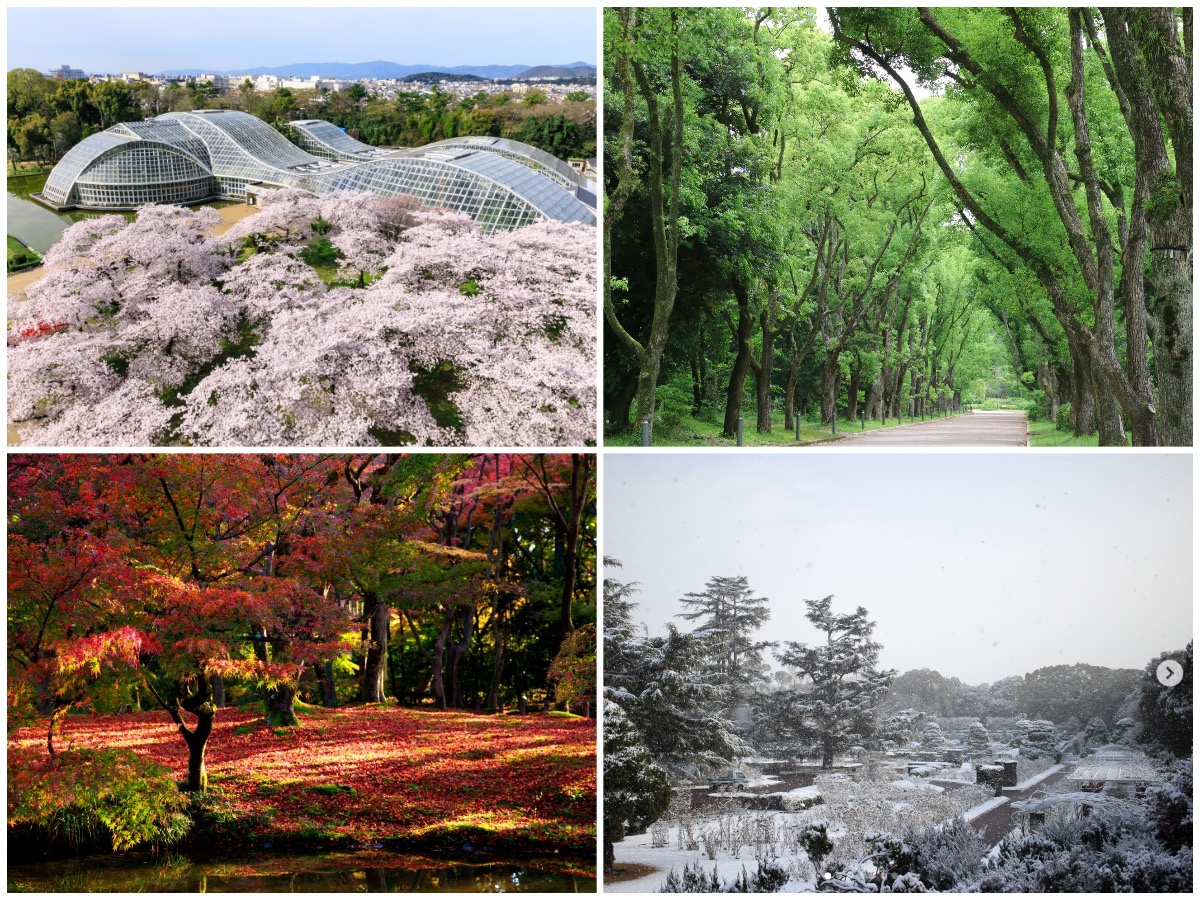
[[838, 411, 1029, 447], [967, 764, 1072, 845]]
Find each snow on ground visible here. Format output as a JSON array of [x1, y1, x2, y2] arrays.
[[1010, 763, 1065, 791], [605, 825, 816, 894], [607, 774, 992, 893], [964, 795, 1009, 821]]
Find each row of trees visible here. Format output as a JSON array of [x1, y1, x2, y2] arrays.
[[604, 8, 1191, 444], [7, 68, 596, 169], [884, 662, 1143, 726], [9, 454, 596, 793]]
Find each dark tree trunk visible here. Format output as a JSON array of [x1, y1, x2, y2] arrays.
[[265, 683, 298, 727], [362, 591, 388, 703], [820, 351, 840, 425], [608, 374, 637, 434], [1068, 338, 1096, 435], [314, 661, 337, 708], [448, 606, 475, 709], [211, 674, 226, 708], [723, 279, 755, 436], [845, 365, 860, 422]]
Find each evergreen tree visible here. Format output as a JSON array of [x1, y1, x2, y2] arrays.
[[603, 700, 672, 871], [676, 575, 774, 695], [776, 596, 896, 768], [966, 721, 992, 756], [919, 720, 948, 758], [603, 561, 746, 776], [1138, 642, 1192, 758], [1018, 720, 1059, 759]]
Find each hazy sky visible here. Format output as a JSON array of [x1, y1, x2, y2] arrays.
[[7, 6, 596, 73], [604, 453, 1192, 685]]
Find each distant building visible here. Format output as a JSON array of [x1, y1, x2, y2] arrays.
[[50, 64, 86, 80]]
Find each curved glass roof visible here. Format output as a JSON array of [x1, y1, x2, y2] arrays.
[[409, 136, 588, 191], [289, 119, 402, 162], [43, 131, 133, 204], [40, 110, 595, 230]]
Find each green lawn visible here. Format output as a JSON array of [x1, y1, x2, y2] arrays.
[[1027, 420, 1103, 447], [7, 235, 42, 273], [606, 408, 967, 447]]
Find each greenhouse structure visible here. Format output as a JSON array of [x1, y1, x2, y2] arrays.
[[37, 110, 595, 232]]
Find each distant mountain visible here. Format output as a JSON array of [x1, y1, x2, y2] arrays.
[[513, 64, 596, 80], [162, 61, 595, 80]]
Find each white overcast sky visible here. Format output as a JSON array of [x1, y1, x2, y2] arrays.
[[6, 6, 596, 73], [603, 453, 1192, 685]]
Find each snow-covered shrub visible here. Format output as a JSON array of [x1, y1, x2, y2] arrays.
[[1145, 758, 1192, 852], [1015, 719, 1058, 759], [660, 861, 723, 892], [966, 721, 992, 756], [868, 818, 989, 891], [971, 802, 1193, 892], [918, 721, 948, 757]]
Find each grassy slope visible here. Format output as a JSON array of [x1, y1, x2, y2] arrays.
[[1027, 421, 1104, 447], [606, 409, 969, 447], [9, 705, 595, 857]]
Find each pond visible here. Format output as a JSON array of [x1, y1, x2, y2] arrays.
[[7, 848, 596, 893], [6, 172, 236, 254]]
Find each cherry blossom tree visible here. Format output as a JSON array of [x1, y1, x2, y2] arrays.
[[9, 192, 596, 446]]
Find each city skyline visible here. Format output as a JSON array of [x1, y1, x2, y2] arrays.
[[7, 7, 597, 74]]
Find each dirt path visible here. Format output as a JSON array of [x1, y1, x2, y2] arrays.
[[968, 765, 1072, 845], [838, 411, 1029, 447]]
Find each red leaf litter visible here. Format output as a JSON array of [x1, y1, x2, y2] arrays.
[[10, 706, 596, 851]]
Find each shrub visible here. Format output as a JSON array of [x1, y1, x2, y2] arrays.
[[1055, 402, 1072, 431], [8, 747, 191, 852]]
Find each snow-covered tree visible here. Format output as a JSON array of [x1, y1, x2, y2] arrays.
[[603, 700, 672, 871], [675, 576, 774, 736], [1138, 642, 1192, 758], [1016, 719, 1059, 759], [919, 720, 948, 758], [1084, 716, 1110, 749], [775, 596, 896, 769], [966, 721, 992, 756], [602, 561, 746, 777]]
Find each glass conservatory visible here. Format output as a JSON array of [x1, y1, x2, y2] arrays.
[[37, 110, 595, 231]]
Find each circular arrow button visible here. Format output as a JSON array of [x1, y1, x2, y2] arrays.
[[1157, 659, 1184, 687]]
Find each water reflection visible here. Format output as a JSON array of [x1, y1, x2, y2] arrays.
[[7, 850, 596, 893], [6, 172, 234, 254]]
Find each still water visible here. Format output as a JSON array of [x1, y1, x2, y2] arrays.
[[6, 172, 236, 254], [7, 849, 596, 893]]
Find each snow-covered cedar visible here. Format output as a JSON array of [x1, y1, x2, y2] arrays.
[[9, 191, 595, 446]]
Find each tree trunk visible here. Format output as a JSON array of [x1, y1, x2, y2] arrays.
[[845, 365, 860, 422], [1068, 339, 1096, 435], [314, 661, 337, 708], [210, 674, 226, 708], [755, 286, 779, 432], [487, 611, 508, 713], [723, 279, 755, 436], [362, 590, 388, 703], [820, 351, 840, 425], [448, 606, 475, 709], [265, 683, 298, 727]]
